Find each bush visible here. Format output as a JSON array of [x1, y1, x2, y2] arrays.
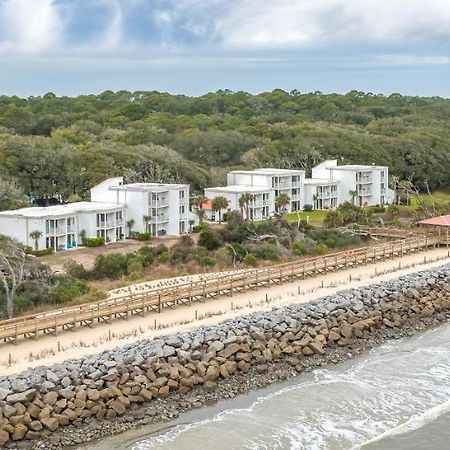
[[197, 255, 216, 267], [157, 251, 170, 263], [198, 228, 223, 250], [29, 248, 53, 257], [129, 271, 142, 281], [138, 246, 155, 267], [244, 253, 258, 267], [214, 247, 233, 266], [292, 240, 306, 256], [248, 243, 279, 261], [303, 204, 313, 212], [127, 258, 144, 276], [85, 237, 105, 247], [314, 243, 328, 255], [49, 276, 88, 304], [64, 260, 87, 279], [192, 222, 208, 233], [92, 253, 128, 279], [154, 243, 168, 256], [136, 232, 151, 241]]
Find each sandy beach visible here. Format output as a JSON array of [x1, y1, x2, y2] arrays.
[[1, 247, 449, 376]]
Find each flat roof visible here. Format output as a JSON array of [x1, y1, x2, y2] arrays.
[[304, 178, 340, 185], [206, 185, 271, 193], [418, 215, 450, 227], [0, 202, 125, 218], [110, 182, 188, 192], [229, 168, 305, 175], [330, 165, 387, 171]]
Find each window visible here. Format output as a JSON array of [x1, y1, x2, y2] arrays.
[[179, 190, 185, 199], [179, 205, 185, 214]]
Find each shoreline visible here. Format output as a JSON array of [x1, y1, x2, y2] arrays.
[[0, 262, 448, 449], [2, 247, 448, 377], [41, 314, 450, 450]]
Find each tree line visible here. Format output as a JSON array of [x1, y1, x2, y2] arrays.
[[0, 89, 449, 209]]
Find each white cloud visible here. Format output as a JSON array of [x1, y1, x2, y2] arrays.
[[0, 0, 61, 52], [217, 0, 450, 47], [98, 0, 123, 50]]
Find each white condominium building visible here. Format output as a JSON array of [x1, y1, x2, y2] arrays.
[[204, 185, 274, 222], [227, 168, 305, 213], [312, 160, 392, 206], [91, 177, 190, 236], [0, 202, 126, 251], [303, 179, 339, 210]]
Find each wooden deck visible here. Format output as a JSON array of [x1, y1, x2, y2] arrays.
[[0, 234, 444, 345]]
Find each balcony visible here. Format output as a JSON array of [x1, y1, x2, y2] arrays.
[[48, 227, 66, 235]]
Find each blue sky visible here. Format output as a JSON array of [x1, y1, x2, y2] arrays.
[[0, 0, 449, 97]]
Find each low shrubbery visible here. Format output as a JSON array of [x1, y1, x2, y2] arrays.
[[27, 247, 54, 257], [136, 232, 151, 241], [84, 237, 105, 247]]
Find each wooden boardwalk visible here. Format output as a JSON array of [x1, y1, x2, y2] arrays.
[[0, 234, 445, 344]]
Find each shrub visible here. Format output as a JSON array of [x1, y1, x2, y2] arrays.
[[92, 253, 128, 279], [64, 260, 87, 279], [197, 255, 216, 267], [30, 248, 53, 256], [192, 222, 208, 233], [314, 243, 328, 255], [154, 243, 169, 256], [85, 237, 105, 247], [198, 228, 223, 250], [303, 204, 313, 212], [157, 251, 170, 263], [214, 247, 233, 266], [292, 240, 306, 256], [129, 271, 142, 281], [127, 258, 144, 276], [49, 276, 88, 304], [138, 246, 155, 267], [136, 232, 151, 241], [248, 243, 279, 261], [244, 253, 258, 267]]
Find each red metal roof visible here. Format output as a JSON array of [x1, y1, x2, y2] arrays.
[[419, 215, 450, 227]]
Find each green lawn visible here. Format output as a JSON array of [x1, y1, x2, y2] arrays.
[[285, 210, 328, 226], [409, 189, 450, 211]]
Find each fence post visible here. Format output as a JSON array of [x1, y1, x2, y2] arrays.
[[158, 293, 161, 313]]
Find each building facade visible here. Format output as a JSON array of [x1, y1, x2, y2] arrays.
[[312, 160, 393, 206], [204, 185, 274, 222], [303, 179, 339, 210], [0, 202, 126, 251], [91, 177, 190, 237], [227, 168, 305, 213]]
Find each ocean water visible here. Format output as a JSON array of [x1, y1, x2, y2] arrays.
[[85, 321, 450, 450]]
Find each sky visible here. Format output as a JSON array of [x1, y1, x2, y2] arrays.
[[0, 0, 449, 97]]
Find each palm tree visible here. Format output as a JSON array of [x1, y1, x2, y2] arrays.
[[143, 215, 152, 233], [126, 219, 135, 237], [349, 190, 358, 206], [191, 194, 208, 224], [239, 192, 255, 221], [275, 193, 290, 215], [211, 196, 229, 224], [29, 230, 42, 251]]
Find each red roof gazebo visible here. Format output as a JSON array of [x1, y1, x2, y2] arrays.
[[418, 214, 450, 247]]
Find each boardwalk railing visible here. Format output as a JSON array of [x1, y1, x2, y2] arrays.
[[0, 234, 443, 344]]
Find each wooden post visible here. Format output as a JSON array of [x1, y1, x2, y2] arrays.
[[230, 277, 233, 296], [203, 280, 206, 300], [279, 267, 283, 285], [255, 270, 259, 289], [126, 300, 130, 320], [34, 318, 38, 340], [54, 316, 58, 336], [158, 293, 161, 313], [142, 298, 146, 317]]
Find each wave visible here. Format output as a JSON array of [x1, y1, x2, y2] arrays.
[[352, 398, 450, 449]]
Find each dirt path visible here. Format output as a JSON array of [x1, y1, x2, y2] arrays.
[[1, 247, 448, 376]]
